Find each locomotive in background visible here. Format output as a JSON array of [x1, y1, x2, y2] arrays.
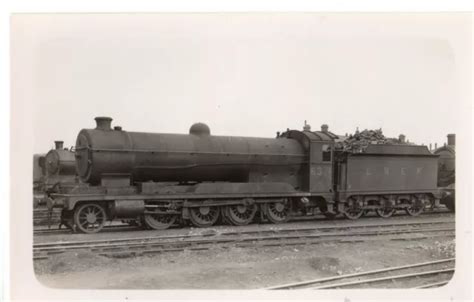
[[47, 117, 448, 233], [33, 141, 77, 208], [433, 134, 455, 211]]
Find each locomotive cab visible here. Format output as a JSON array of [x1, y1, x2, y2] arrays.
[[279, 124, 338, 216]]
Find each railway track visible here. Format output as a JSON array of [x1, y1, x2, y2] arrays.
[[33, 208, 61, 226], [33, 224, 135, 235], [33, 208, 453, 235], [265, 258, 455, 289], [33, 220, 455, 260]]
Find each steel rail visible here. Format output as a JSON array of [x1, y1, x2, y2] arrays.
[[310, 268, 454, 289], [33, 226, 454, 255], [265, 258, 454, 290], [32, 213, 453, 235], [414, 280, 450, 289], [33, 219, 454, 248], [33, 232, 454, 261], [33, 224, 134, 235], [32, 207, 452, 228], [113, 233, 454, 258]]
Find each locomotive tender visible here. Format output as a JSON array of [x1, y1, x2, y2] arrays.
[[48, 117, 442, 233]]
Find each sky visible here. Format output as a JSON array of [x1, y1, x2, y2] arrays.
[[10, 13, 471, 154]]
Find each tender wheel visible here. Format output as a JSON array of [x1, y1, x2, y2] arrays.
[[189, 206, 220, 227], [143, 210, 177, 230], [376, 197, 395, 218], [343, 197, 364, 220], [262, 200, 289, 223], [224, 203, 257, 226], [405, 197, 424, 216], [376, 208, 395, 218], [74, 203, 107, 234]]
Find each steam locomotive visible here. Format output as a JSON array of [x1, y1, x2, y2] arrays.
[[33, 141, 77, 208], [433, 134, 456, 211], [46, 117, 449, 233]]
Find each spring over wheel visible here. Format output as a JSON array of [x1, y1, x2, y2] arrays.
[[189, 206, 220, 227], [74, 203, 107, 234], [224, 204, 257, 226], [405, 197, 424, 216], [262, 201, 289, 223], [343, 198, 364, 220], [143, 210, 177, 230]]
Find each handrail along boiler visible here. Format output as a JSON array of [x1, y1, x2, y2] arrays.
[[49, 117, 442, 233]]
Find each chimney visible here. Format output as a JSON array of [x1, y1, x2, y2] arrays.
[[95, 117, 113, 130], [321, 124, 329, 133], [398, 134, 406, 143], [429, 143, 432, 151], [447, 134, 455, 146], [54, 141, 64, 150], [435, 143, 438, 149]]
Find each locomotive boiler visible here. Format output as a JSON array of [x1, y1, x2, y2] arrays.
[[49, 117, 442, 233], [76, 117, 306, 187], [44, 141, 76, 183]]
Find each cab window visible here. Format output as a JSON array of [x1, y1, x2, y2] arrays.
[[322, 144, 331, 162]]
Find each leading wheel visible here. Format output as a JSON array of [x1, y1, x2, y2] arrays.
[[262, 201, 289, 223], [189, 206, 220, 227], [224, 204, 257, 226], [74, 203, 107, 234], [143, 210, 177, 230]]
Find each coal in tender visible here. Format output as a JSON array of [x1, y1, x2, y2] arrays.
[[335, 128, 411, 153]]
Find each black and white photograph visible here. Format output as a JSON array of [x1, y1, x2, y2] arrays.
[[5, 10, 472, 302]]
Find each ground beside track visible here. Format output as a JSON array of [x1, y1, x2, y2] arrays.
[[33, 214, 455, 289]]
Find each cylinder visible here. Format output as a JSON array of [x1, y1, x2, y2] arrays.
[[447, 134, 455, 146], [111, 200, 145, 218], [75, 117, 307, 185]]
